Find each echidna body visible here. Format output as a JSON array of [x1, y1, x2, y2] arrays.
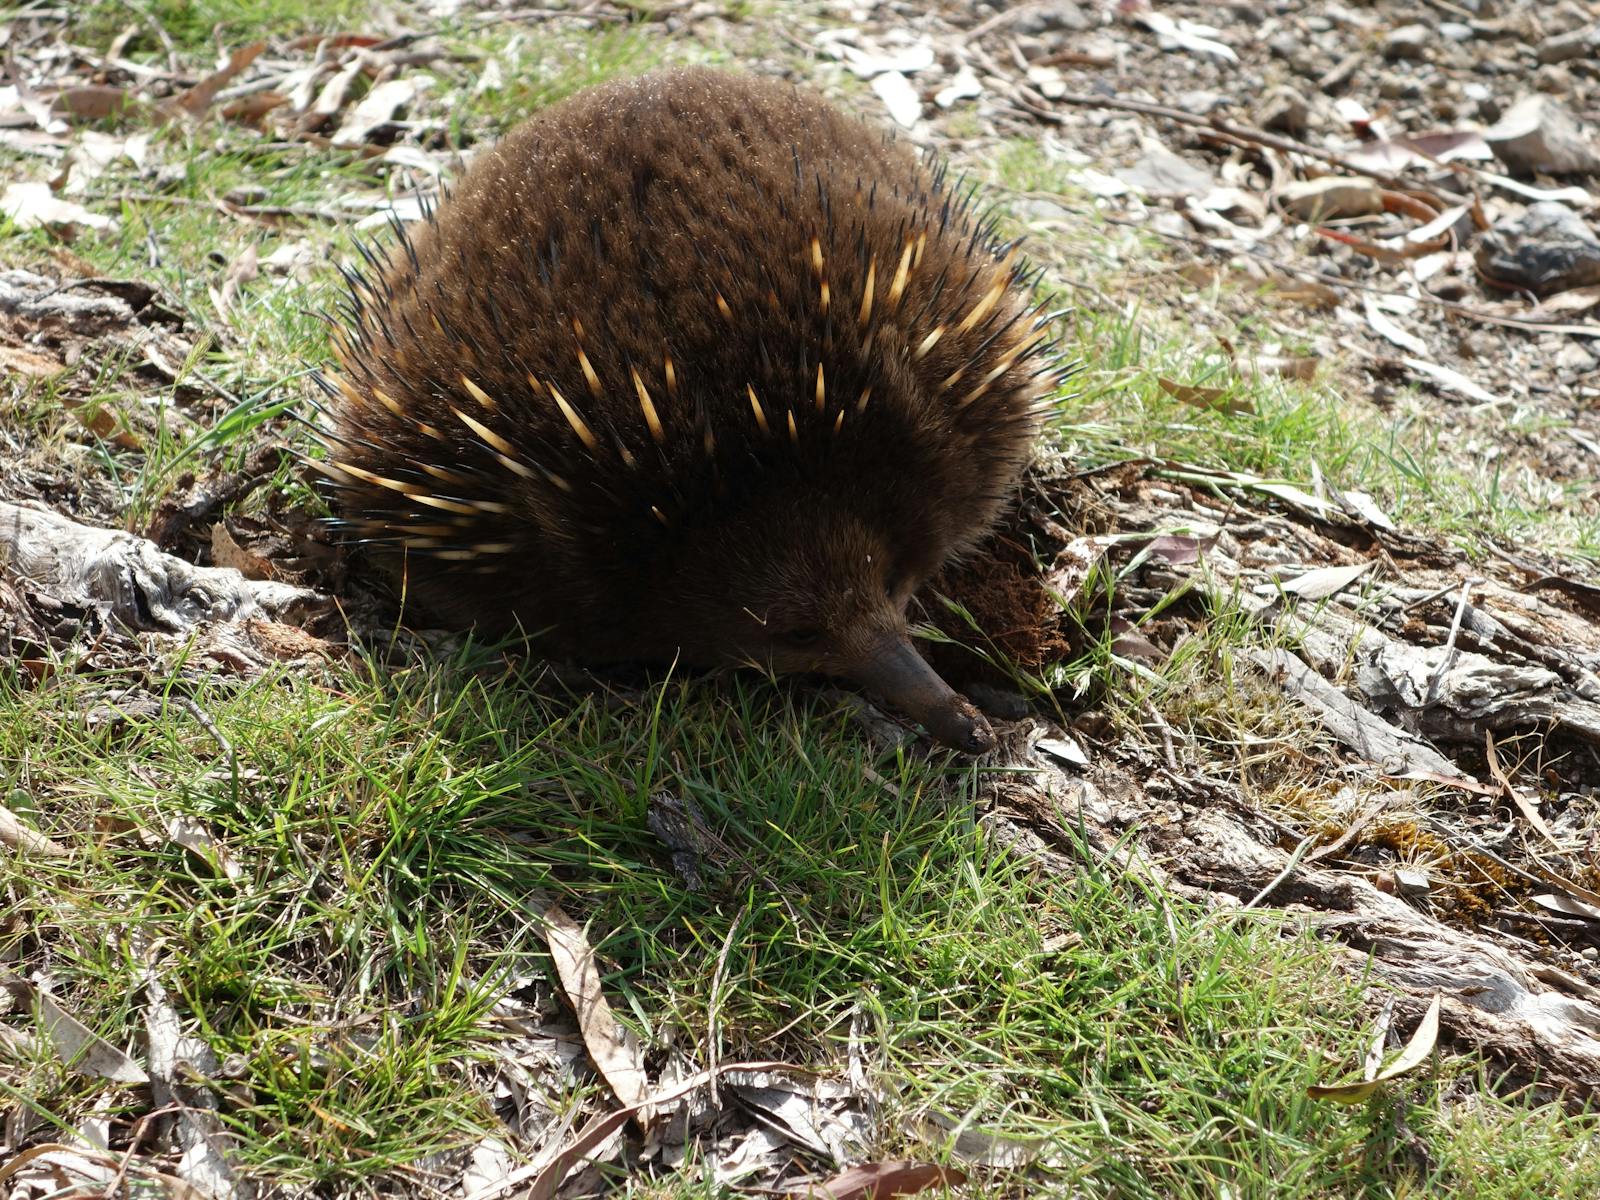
[[317, 69, 1058, 752]]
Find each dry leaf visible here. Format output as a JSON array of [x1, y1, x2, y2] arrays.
[[0, 805, 70, 857], [35, 991, 150, 1083], [1267, 278, 1342, 309], [331, 76, 433, 147], [1484, 731, 1559, 847], [49, 85, 141, 123], [1332, 487, 1395, 530], [1275, 561, 1374, 601], [1400, 356, 1500, 405], [1158, 376, 1254, 415], [1342, 131, 1492, 173], [1111, 629, 1165, 661], [1532, 893, 1600, 923], [288, 32, 386, 51], [1362, 294, 1429, 355], [64, 398, 142, 450], [1035, 735, 1090, 767], [1307, 994, 1441, 1103], [1, 181, 116, 232], [0, 345, 65, 378], [911, 1109, 1047, 1169], [1527, 285, 1600, 319], [0, 1143, 118, 1193], [1145, 533, 1203, 564], [221, 92, 289, 125], [1405, 203, 1469, 248], [516, 1059, 807, 1200], [1138, 12, 1238, 63], [168, 42, 267, 117], [212, 244, 259, 320], [542, 904, 648, 1114], [1279, 177, 1383, 221], [211, 523, 275, 581], [166, 814, 244, 879], [1248, 354, 1319, 380], [783, 1160, 968, 1199]]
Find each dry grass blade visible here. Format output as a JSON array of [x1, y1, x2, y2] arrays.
[[1484, 730, 1559, 848]]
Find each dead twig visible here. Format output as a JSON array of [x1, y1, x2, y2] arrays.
[[1421, 577, 1477, 709]]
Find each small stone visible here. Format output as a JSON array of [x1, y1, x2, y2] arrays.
[[1539, 66, 1574, 96], [1176, 89, 1224, 115], [1475, 202, 1600, 297], [1318, 52, 1363, 92], [1393, 868, 1431, 900], [1556, 342, 1596, 372], [1383, 23, 1430, 60], [1121, 140, 1214, 198], [1026, 64, 1068, 99], [1378, 73, 1423, 101], [871, 71, 922, 129], [1440, 22, 1474, 42], [1148, 210, 1190, 240], [1013, 0, 1092, 34], [934, 66, 982, 109], [1266, 31, 1300, 59], [1537, 25, 1599, 65], [1486, 95, 1600, 175], [1016, 197, 1071, 221], [1258, 85, 1310, 135]]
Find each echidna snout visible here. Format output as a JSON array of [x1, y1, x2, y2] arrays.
[[633, 507, 994, 752], [835, 630, 996, 755]]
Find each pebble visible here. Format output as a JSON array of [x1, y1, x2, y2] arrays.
[[1383, 23, 1430, 60], [1537, 26, 1600, 65], [1258, 85, 1310, 135], [1475, 202, 1600, 297], [1013, 0, 1092, 34], [1487, 95, 1600, 175]]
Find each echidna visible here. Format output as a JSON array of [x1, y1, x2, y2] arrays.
[[314, 68, 1060, 753]]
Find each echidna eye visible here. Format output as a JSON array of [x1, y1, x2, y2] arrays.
[[781, 627, 823, 648]]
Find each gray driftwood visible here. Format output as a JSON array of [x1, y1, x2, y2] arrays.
[[0, 500, 319, 631]]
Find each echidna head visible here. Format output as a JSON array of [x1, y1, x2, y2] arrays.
[[644, 504, 996, 754]]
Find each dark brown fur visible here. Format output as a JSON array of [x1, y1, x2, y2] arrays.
[[317, 69, 1058, 751]]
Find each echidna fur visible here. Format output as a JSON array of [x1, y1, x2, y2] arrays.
[[312, 68, 1068, 752]]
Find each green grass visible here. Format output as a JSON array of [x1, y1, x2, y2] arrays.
[[6, 656, 1598, 1195], [4, 5, 1600, 1197], [63, 0, 376, 51]]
